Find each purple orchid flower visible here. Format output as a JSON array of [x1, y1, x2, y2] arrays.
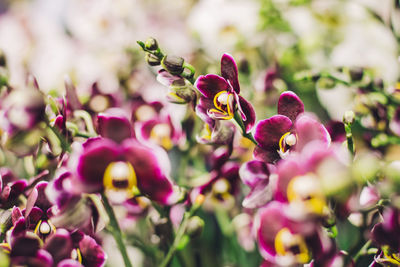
[[136, 114, 183, 150], [255, 201, 334, 266], [74, 137, 179, 205], [254, 91, 330, 163], [157, 69, 197, 104], [195, 54, 256, 133]]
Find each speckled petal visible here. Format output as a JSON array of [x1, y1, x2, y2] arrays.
[[195, 74, 229, 98], [239, 160, 270, 188], [277, 91, 304, 122], [79, 234, 106, 267], [221, 53, 240, 93]]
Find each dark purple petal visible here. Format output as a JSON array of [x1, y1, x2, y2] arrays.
[[34, 182, 52, 211], [254, 115, 293, 149], [79, 235, 106, 267], [11, 235, 41, 257], [238, 96, 256, 133], [97, 108, 134, 144], [325, 120, 346, 142], [122, 139, 176, 205], [239, 160, 270, 188], [8, 180, 27, 203], [77, 138, 120, 193], [221, 53, 240, 93], [44, 229, 73, 263], [253, 146, 280, 164], [277, 91, 304, 122], [195, 74, 229, 98], [295, 114, 331, 152]]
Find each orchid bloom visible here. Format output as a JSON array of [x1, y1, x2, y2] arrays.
[[254, 91, 330, 163], [195, 53, 255, 133]]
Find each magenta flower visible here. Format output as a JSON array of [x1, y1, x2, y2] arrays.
[[75, 137, 178, 205], [256, 201, 334, 266], [97, 108, 135, 144], [254, 91, 330, 163], [195, 54, 256, 133]]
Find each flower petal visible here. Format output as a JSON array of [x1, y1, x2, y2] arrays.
[[239, 160, 270, 188], [254, 115, 293, 149], [77, 138, 120, 193], [221, 53, 240, 93], [295, 114, 331, 152], [195, 74, 229, 98], [97, 108, 134, 144], [238, 96, 256, 133], [122, 139, 176, 205], [277, 91, 304, 122]]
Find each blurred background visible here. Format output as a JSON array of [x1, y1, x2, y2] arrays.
[[0, 0, 400, 266]]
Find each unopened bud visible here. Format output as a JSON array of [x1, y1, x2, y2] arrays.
[[145, 37, 159, 51], [162, 55, 184, 75], [343, 110, 355, 124], [145, 53, 161, 66], [349, 67, 364, 82], [185, 216, 204, 238], [0, 50, 6, 68]]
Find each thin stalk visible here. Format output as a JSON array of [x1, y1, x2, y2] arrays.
[[233, 112, 257, 145], [159, 197, 203, 267], [101, 193, 133, 267]]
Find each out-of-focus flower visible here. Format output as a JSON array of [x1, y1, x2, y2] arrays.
[[74, 137, 179, 205], [97, 108, 135, 144], [196, 53, 255, 133], [255, 201, 334, 266]]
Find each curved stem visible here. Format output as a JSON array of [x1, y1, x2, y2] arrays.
[[101, 193, 133, 267], [233, 112, 257, 145]]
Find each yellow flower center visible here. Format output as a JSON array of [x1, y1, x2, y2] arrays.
[[287, 174, 326, 215], [279, 132, 297, 154], [150, 123, 173, 150], [103, 161, 139, 199], [274, 228, 310, 264], [71, 248, 83, 263], [209, 91, 234, 120], [34, 220, 56, 236]]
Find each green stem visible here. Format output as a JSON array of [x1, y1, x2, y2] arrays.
[[344, 123, 355, 156], [159, 200, 202, 267], [233, 112, 257, 145], [47, 123, 71, 153], [101, 193, 133, 267], [353, 240, 372, 262]]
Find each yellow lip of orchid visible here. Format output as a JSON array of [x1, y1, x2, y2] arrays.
[[274, 227, 310, 264], [103, 161, 139, 198], [209, 91, 234, 120], [287, 174, 326, 215]]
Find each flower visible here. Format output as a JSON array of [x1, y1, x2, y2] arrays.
[[255, 201, 334, 266], [195, 53, 256, 133], [74, 137, 178, 205], [254, 91, 330, 163]]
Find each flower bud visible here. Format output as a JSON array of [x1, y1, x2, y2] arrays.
[[0, 50, 6, 68], [162, 55, 184, 75], [349, 67, 364, 82], [145, 37, 159, 51], [145, 53, 161, 66], [185, 216, 204, 238], [343, 110, 355, 124]]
